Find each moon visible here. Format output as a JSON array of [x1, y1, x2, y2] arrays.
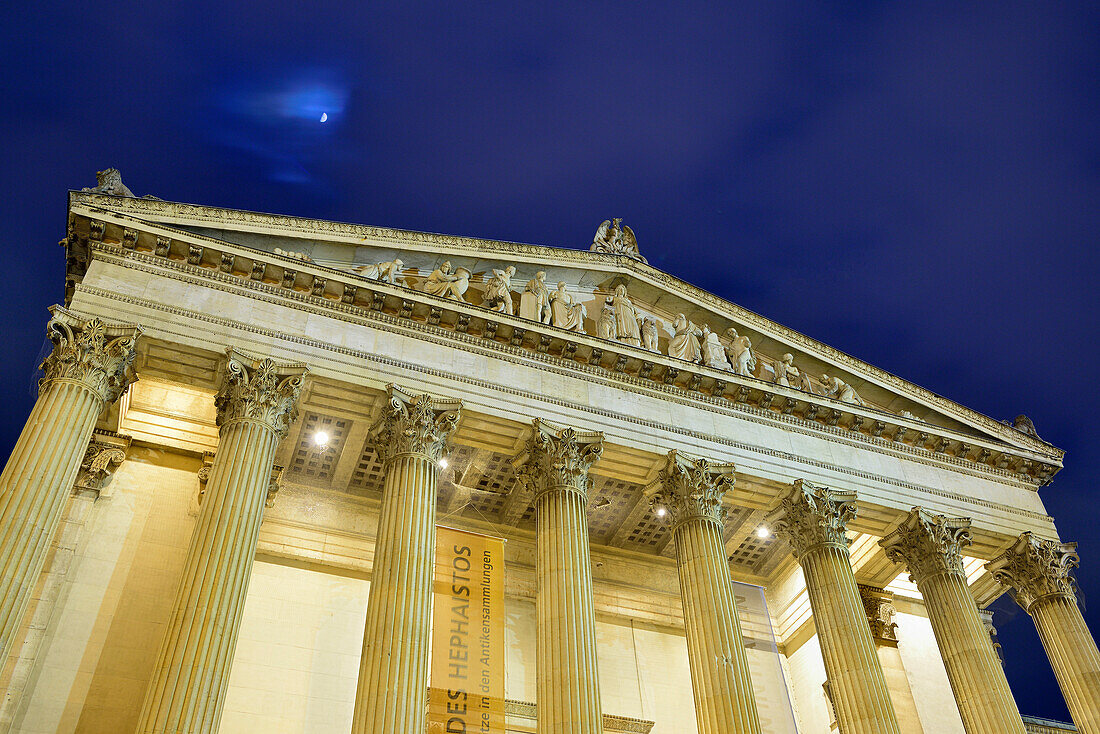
[[319, 112, 328, 122]]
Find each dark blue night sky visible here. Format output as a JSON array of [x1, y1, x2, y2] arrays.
[[1, 1, 1097, 723]]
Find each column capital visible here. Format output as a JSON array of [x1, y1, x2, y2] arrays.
[[74, 432, 131, 499], [513, 419, 603, 499], [987, 532, 1079, 612], [40, 305, 142, 404], [645, 450, 734, 529], [858, 584, 900, 646], [879, 507, 972, 585], [214, 349, 308, 439], [766, 480, 856, 558], [367, 384, 462, 464]]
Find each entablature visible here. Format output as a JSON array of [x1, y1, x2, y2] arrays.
[[66, 191, 1063, 466], [64, 203, 1061, 493]]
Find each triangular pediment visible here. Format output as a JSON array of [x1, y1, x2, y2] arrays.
[[66, 192, 1063, 479]]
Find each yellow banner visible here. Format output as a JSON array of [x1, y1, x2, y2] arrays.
[[429, 526, 506, 734]]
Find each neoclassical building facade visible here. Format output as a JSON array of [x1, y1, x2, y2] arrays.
[[0, 180, 1095, 733]]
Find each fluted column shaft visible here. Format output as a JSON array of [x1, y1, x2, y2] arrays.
[[802, 544, 900, 734], [882, 509, 1024, 734], [988, 533, 1100, 733], [537, 482, 604, 734], [767, 481, 899, 734], [650, 450, 760, 734], [135, 350, 306, 734], [352, 454, 437, 734], [1031, 594, 1100, 734], [918, 570, 1023, 733], [674, 516, 761, 733], [515, 420, 604, 734], [351, 386, 461, 734], [0, 307, 139, 664]]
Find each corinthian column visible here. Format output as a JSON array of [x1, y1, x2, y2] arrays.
[[647, 451, 761, 734], [988, 533, 1100, 734], [514, 420, 604, 734], [135, 350, 306, 734], [351, 386, 461, 734], [880, 509, 1025, 734], [766, 481, 900, 734], [0, 306, 140, 664]]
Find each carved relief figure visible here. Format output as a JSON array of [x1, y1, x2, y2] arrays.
[[725, 328, 756, 377], [774, 353, 800, 388], [422, 261, 470, 302], [519, 271, 552, 323], [640, 316, 659, 352], [596, 299, 616, 340], [549, 281, 587, 332], [701, 325, 731, 370], [822, 373, 866, 406], [590, 218, 646, 262], [611, 285, 642, 347], [352, 258, 405, 285], [668, 314, 702, 363], [483, 266, 517, 313], [274, 248, 315, 263]]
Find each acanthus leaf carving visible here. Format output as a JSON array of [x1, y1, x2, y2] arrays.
[[645, 450, 735, 528], [879, 508, 972, 585], [513, 419, 603, 499], [40, 305, 142, 404], [74, 433, 130, 498], [986, 532, 1079, 612], [858, 585, 900, 645], [366, 385, 462, 465], [214, 349, 308, 439], [766, 480, 856, 559]]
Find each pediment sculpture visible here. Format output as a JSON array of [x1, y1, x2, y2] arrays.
[[591, 219, 646, 263], [421, 261, 471, 302], [352, 259, 405, 285]]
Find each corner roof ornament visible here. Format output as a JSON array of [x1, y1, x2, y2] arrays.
[[81, 168, 160, 200], [590, 218, 646, 263]]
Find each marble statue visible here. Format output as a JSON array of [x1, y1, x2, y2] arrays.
[[352, 258, 405, 285], [822, 374, 865, 406], [611, 285, 642, 347], [668, 314, 702, 363], [725, 328, 756, 377], [519, 271, 552, 324], [81, 168, 161, 199], [591, 218, 646, 263], [422, 261, 470, 302], [549, 281, 587, 332], [483, 266, 517, 313], [1009, 414, 1040, 438], [596, 299, 616, 340], [701, 325, 731, 370], [774, 353, 800, 388], [274, 247, 314, 263], [640, 316, 659, 352], [82, 168, 135, 197]]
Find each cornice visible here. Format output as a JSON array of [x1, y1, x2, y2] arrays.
[[71, 272, 1057, 533], [68, 193, 1062, 460]]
